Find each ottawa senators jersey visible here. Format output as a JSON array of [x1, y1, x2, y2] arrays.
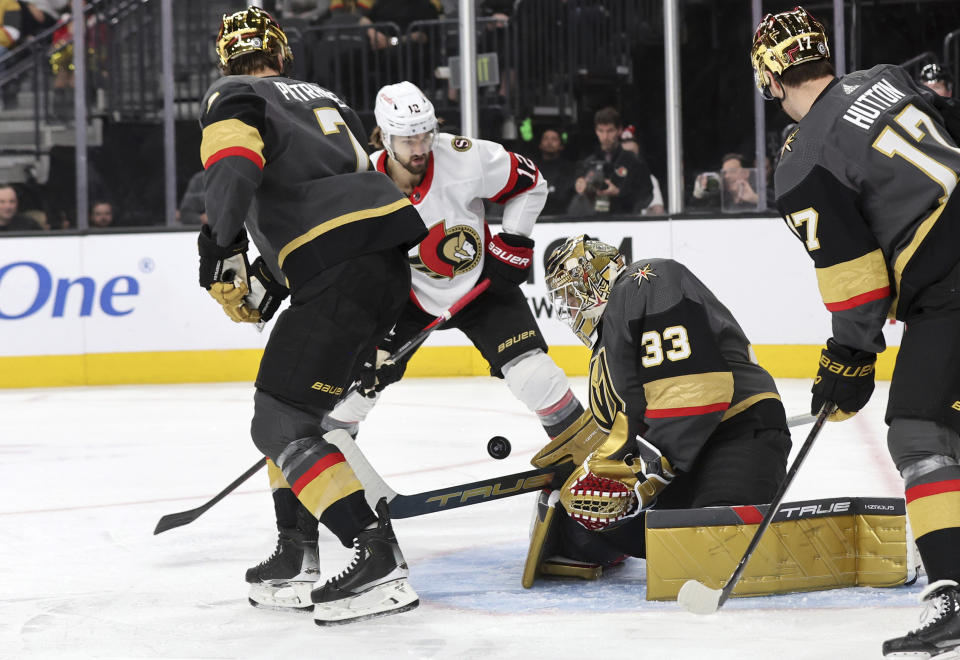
[[775, 64, 960, 353], [200, 75, 426, 288], [371, 133, 548, 316], [589, 259, 781, 472]]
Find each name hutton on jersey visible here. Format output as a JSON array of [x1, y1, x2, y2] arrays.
[[842, 78, 906, 130]]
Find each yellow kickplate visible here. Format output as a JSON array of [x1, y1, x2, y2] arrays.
[[540, 560, 603, 581]]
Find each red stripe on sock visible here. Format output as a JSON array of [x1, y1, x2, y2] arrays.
[[537, 389, 575, 417], [906, 479, 960, 504], [291, 452, 345, 495]]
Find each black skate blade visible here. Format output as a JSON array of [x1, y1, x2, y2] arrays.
[[248, 597, 314, 613], [313, 599, 419, 627]]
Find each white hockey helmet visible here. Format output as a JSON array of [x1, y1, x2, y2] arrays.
[[374, 81, 438, 160]]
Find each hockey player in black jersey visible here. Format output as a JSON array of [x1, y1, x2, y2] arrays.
[[752, 7, 960, 657], [197, 7, 426, 625], [525, 235, 791, 586]]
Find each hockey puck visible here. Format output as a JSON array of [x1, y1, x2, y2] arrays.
[[487, 436, 511, 460]]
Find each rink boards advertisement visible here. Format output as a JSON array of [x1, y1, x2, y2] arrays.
[[0, 219, 902, 387]]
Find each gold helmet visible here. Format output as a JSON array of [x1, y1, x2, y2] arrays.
[[751, 6, 829, 100], [545, 235, 625, 349], [216, 6, 293, 69]]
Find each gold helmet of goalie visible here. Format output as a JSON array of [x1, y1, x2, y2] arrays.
[[545, 235, 625, 349], [751, 5, 830, 100], [216, 6, 293, 69]]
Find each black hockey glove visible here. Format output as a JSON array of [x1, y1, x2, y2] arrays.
[[198, 225, 261, 323], [482, 232, 534, 290], [358, 343, 407, 398], [811, 338, 877, 421], [245, 257, 289, 324]]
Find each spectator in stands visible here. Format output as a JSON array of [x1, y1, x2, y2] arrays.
[[567, 107, 653, 216], [0, 183, 44, 231], [919, 62, 953, 98], [89, 200, 115, 228], [176, 171, 206, 226], [0, 1, 23, 108], [0, 1, 22, 57], [367, 0, 439, 49], [690, 152, 759, 212], [619, 125, 665, 215], [537, 128, 575, 216]]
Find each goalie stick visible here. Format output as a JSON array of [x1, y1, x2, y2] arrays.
[[153, 278, 491, 535], [676, 403, 836, 614]]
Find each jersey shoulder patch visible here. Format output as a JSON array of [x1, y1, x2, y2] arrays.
[[450, 135, 473, 152]]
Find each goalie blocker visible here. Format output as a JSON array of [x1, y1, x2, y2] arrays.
[[525, 495, 912, 598]]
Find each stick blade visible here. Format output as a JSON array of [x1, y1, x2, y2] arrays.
[[153, 509, 203, 535], [677, 580, 723, 614]]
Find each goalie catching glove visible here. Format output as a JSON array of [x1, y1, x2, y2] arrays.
[[559, 412, 674, 530], [483, 232, 534, 288], [198, 225, 289, 324], [811, 338, 876, 421]]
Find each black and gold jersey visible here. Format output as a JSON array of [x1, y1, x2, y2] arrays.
[[589, 259, 781, 472], [775, 64, 960, 354], [199, 75, 426, 288]]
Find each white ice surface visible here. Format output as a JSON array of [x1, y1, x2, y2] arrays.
[[0, 377, 920, 659]]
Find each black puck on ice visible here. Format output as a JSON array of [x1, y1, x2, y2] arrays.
[[487, 436, 511, 460]]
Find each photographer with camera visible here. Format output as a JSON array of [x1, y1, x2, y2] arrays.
[[689, 152, 760, 212], [568, 107, 653, 216]]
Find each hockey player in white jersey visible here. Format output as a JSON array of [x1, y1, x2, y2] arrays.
[[325, 81, 605, 466], [249, 81, 610, 614]]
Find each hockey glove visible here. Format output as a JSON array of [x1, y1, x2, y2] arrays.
[[358, 346, 406, 398], [531, 408, 607, 468], [198, 225, 260, 323], [559, 439, 675, 531], [483, 232, 534, 289], [245, 257, 289, 324], [811, 338, 876, 421]]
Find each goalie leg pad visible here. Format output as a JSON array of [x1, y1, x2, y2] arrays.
[[644, 496, 909, 601], [522, 490, 561, 588]]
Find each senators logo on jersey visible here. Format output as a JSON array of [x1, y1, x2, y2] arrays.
[[409, 220, 482, 279], [588, 347, 626, 431]]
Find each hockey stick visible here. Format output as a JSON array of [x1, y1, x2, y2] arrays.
[[342, 408, 822, 518], [676, 403, 836, 614], [153, 278, 492, 535]]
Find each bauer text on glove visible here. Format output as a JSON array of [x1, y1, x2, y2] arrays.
[[811, 338, 876, 421]]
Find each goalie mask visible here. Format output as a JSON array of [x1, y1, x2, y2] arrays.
[[216, 6, 293, 69], [374, 81, 439, 163], [545, 235, 625, 349], [751, 6, 830, 100]]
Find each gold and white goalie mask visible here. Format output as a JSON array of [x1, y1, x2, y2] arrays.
[[216, 6, 293, 68], [544, 235, 624, 349], [751, 5, 829, 100]]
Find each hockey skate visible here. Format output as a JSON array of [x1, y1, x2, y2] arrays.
[[883, 580, 960, 658], [311, 498, 419, 626], [246, 529, 320, 612]]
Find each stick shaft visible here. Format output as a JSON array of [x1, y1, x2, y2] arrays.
[[716, 404, 835, 607], [153, 278, 493, 534]]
